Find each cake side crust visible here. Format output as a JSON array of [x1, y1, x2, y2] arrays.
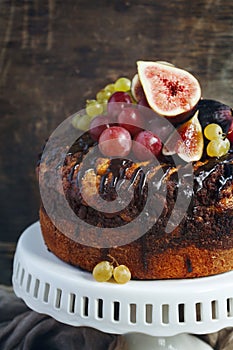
[[40, 206, 233, 280]]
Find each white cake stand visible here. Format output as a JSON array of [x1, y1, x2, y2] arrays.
[[12, 222, 233, 350]]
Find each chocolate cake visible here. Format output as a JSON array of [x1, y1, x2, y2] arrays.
[[39, 61, 233, 280]]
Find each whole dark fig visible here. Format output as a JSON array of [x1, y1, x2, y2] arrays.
[[197, 99, 233, 134]]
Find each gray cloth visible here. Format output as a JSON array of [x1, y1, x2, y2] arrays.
[[198, 329, 233, 350], [0, 286, 127, 350]]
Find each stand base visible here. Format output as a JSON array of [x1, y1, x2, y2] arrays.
[[125, 333, 213, 350], [13, 222, 233, 339]]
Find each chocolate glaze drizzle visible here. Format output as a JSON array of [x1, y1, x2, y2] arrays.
[[97, 158, 151, 204], [194, 155, 233, 195], [99, 159, 133, 195], [63, 133, 233, 252]]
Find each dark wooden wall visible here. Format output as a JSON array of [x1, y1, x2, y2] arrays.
[[0, 0, 233, 284]]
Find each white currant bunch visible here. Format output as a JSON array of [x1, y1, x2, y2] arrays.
[[204, 123, 230, 157], [92, 256, 131, 284]]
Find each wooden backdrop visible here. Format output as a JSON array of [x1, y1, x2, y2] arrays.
[[0, 0, 233, 284]]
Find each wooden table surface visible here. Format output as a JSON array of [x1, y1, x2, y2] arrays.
[[0, 0, 233, 285]]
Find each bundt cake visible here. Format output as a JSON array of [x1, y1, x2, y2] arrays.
[[38, 61, 233, 280]]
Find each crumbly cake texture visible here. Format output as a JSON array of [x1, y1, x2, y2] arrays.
[[40, 206, 233, 279], [39, 130, 233, 279], [38, 62, 233, 280]]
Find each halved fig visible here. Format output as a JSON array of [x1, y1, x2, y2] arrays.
[[131, 73, 145, 102], [163, 111, 204, 162], [137, 61, 201, 121], [155, 61, 175, 67]]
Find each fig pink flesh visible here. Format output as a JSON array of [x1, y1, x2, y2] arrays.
[[137, 61, 201, 117], [144, 66, 197, 112]]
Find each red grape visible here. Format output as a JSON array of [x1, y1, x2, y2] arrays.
[[89, 115, 111, 141], [148, 118, 174, 142], [118, 108, 145, 136], [133, 131, 162, 161], [98, 126, 132, 157], [107, 91, 132, 118], [227, 120, 233, 143]]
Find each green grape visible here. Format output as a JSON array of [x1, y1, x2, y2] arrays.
[[102, 100, 108, 112], [96, 89, 111, 103], [92, 261, 113, 282], [114, 77, 131, 92], [86, 100, 104, 117], [204, 123, 223, 141], [113, 265, 131, 284], [86, 99, 96, 105], [207, 138, 230, 157], [72, 114, 92, 131], [104, 83, 115, 93]]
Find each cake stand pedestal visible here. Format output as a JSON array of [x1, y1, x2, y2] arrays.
[[12, 222, 233, 350]]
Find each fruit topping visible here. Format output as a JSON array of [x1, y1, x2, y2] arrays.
[[92, 261, 114, 282], [204, 123, 230, 157], [107, 91, 132, 118], [96, 89, 112, 104], [197, 99, 233, 134], [86, 99, 104, 118], [131, 61, 176, 104], [118, 107, 145, 136], [131, 73, 146, 102], [148, 117, 175, 143], [104, 83, 115, 93], [98, 126, 132, 157], [138, 95, 150, 108], [114, 77, 131, 92], [133, 130, 162, 161], [206, 138, 230, 158], [163, 111, 204, 162], [89, 115, 111, 141], [137, 60, 201, 120], [72, 61, 232, 163], [227, 120, 233, 144], [155, 61, 175, 67], [72, 113, 93, 131], [204, 123, 223, 141]]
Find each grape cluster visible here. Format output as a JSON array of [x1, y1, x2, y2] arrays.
[[92, 259, 131, 284], [204, 123, 230, 157], [71, 78, 130, 132], [72, 75, 163, 161]]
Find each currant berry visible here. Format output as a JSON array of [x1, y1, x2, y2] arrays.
[[206, 138, 230, 157], [92, 261, 113, 282], [204, 123, 223, 140], [113, 265, 131, 284]]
